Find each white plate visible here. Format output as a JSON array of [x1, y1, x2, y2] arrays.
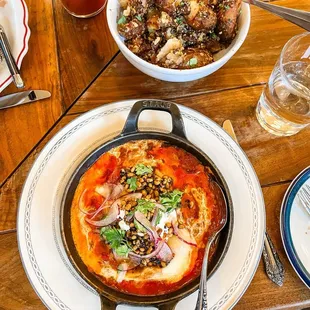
[[17, 101, 265, 310], [0, 0, 30, 92], [281, 167, 310, 288]]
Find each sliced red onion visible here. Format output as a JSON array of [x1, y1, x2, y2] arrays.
[[117, 257, 141, 271], [78, 189, 95, 215], [151, 208, 159, 227], [129, 239, 165, 259], [172, 220, 197, 247], [110, 184, 124, 199], [156, 241, 174, 263], [95, 183, 114, 198], [154, 203, 166, 212], [134, 211, 159, 240], [113, 250, 124, 262], [90, 184, 124, 219], [85, 199, 119, 227], [117, 269, 127, 283]]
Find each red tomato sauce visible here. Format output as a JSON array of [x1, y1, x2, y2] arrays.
[[73, 141, 223, 296]]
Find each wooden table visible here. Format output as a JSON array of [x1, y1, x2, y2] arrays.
[[0, 0, 309, 309]]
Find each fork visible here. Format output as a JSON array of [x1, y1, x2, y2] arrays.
[[297, 184, 310, 215]]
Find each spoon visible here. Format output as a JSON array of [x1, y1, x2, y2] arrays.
[[243, 0, 310, 32], [195, 180, 228, 310]]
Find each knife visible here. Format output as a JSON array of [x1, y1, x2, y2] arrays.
[[0, 90, 51, 110], [223, 120, 238, 142], [222, 119, 285, 287], [0, 25, 24, 88]]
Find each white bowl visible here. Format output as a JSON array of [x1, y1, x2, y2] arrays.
[[107, 1, 251, 82]]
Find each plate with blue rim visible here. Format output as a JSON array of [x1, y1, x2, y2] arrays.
[[280, 166, 310, 288]]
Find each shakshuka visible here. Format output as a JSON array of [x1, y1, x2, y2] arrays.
[[71, 139, 222, 296]]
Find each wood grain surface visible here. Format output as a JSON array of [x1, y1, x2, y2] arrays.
[[0, 0, 63, 187], [53, 0, 118, 106], [0, 0, 310, 309], [235, 184, 310, 310]]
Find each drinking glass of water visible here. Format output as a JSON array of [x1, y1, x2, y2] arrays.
[[256, 32, 310, 136]]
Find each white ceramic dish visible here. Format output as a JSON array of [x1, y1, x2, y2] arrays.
[[107, 2, 250, 82], [280, 166, 310, 288], [17, 100, 265, 310], [0, 0, 30, 92]]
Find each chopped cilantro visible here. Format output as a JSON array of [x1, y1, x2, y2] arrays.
[[136, 15, 143, 22], [100, 227, 125, 248], [135, 164, 153, 175], [175, 16, 183, 25], [100, 227, 131, 257], [117, 15, 126, 25], [159, 190, 183, 213], [187, 57, 198, 67], [115, 244, 131, 257], [210, 32, 217, 40], [134, 219, 147, 232], [136, 199, 155, 214], [127, 177, 137, 191]]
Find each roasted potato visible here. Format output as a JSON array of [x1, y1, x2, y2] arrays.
[[118, 18, 146, 40], [155, 0, 190, 16], [216, 0, 241, 42], [186, 1, 217, 31], [182, 48, 214, 68], [126, 36, 152, 54]]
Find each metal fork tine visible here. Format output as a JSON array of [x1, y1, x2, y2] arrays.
[[298, 187, 310, 215], [302, 187, 310, 201]]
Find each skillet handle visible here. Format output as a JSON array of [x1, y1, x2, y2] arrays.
[[157, 300, 179, 310], [121, 99, 187, 139], [100, 296, 117, 310]]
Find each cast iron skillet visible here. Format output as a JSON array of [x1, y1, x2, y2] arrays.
[[61, 100, 233, 310]]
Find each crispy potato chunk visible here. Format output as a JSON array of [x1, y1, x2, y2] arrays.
[[216, 0, 241, 42], [118, 18, 146, 39], [186, 1, 217, 31], [155, 0, 190, 16], [182, 48, 214, 69]]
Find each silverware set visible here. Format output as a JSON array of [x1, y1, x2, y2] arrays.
[[0, 24, 51, 109], [0, 25, 24, 88]]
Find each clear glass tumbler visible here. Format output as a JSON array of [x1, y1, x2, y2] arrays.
[[61, 0, 107, 18], [256, 32, 310, 136]]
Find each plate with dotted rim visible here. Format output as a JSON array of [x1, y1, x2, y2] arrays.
[[17, 100, 265, 310]]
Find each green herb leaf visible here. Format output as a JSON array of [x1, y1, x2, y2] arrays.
[[175, 16, 183, 25], [136, 15, 142, 22], [155, 210, 163, 226], [187, 57, 198, 67], [115, 244, 131, 257], [127, 177, 137, 191], [117, 15, 126, 25], [100, 227, 125, 249], [135, 164, 153, 176], [136, 199, 155, 214], [210, 32, 217, 40], [134, 219, 147, 232], [160, 190, 183, 213]]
